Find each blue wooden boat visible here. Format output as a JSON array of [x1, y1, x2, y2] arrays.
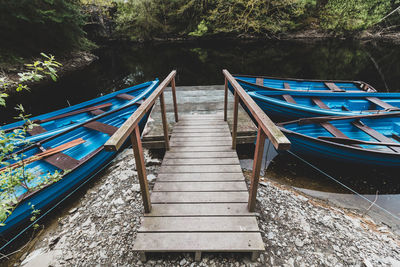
[[246, 90, 400, 121], [234, 74, 376, 93], [1, 80, 159, 146], [277, 113, 400, 167], [0, 83, 156, 236]]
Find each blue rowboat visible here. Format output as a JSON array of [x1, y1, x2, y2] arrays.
[[1, 80, 159, 146], [246, 90, 400, 121], [0, 83, 157, 236], [278, 113, 400, 167], [234, 74, 376, 93]]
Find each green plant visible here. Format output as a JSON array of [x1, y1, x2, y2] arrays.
[[0, 54, 62, 227]]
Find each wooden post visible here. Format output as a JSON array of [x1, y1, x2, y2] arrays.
[[130, 126, 151, 213], [248, 128, 266, 212], [232, 90, 239, 149], [224, 78, 228, 122], [159, 92, 170, 150], [171, 77, 179, 122]]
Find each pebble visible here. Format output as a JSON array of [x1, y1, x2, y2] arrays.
[[16, 148, 400, 267]]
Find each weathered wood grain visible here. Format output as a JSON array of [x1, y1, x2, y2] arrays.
[[133, 232, 264, 252], [159, 165, 242, 173], [170, 140, 232, 147], [145, 203, 254, 216], [156, 173, 244, 182], [138, 217, 259, 232], [169, 146, 235, 152], [164, 152, 238, 159], [151, 191, 248, 203], [162, 158, 239, 165], [170, 136, 232, 142], [153, 181, 247, 191]]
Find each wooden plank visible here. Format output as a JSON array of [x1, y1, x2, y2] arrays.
[[320, 122, 348, 138], [173, 125, 228, 129], [44, 152, 80, 170], [156, 173, 244, 182], [159, 92, 170, 150], [138, 217, 259, 232], [352, 120, 400, 153], [223, 70, 290, 151], [248, 129, 265, 212], [312, 97, 330, 110], [153, 181, 247, 192], [325, 82, 345, 92], [170, 136, 232, 142], [159, 165, 243, 173], [283, 82, 291, 89], [146, 203, 254, 216], [83, 121, 118, 136], [172, 132, 231, 137], [151, 191, 248, 203], [133, 232, 264, 252], [170, 140, 232, 147], [172, 128, 229, 133], [282, 94, 296, 104], [256, 78, 264, 86], [169, 146, 235, 152], [366, 97, 399, 110], [117, 93, 135, 100], [90, 109, 105, 116], [27, 125, 47, 136], [164, 152, 238, 159], [162, 158, 239, 165], [177, 121, 224, 126]]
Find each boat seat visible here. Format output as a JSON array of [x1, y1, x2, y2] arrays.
[[365, 97, 400, 111], [256, 78, 263, 86], [283, 82, 291, 89], [44, 152, 80, 170], [352, 120, 400, 153], [311, 97, 330, 110], [320, 122, 348, 138], [324, 82, 345, 92], [117, 93, 135, 100], [27, 125, 47, 136], [282, 94, 296, 104], [90, 109, 105, 116], [83, 121, 118, 136]]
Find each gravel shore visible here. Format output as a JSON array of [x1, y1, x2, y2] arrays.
[[13, 148, 400, 266]]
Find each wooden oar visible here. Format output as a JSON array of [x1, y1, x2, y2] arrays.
[[291, 111, 400, 125], [0, 138, 86, 172], [317, 136, 400, 147]]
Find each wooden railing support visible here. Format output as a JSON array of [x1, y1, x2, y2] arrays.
[[130, 126, 152, 213], [104, 70, 178, 213], [171, 77, 179, 122], [224, 78, 228, 121], [159, 92, 170, 150], [232, 91, 239, 149], [248, 128, 266, 211], [222, 69, 291, 212]]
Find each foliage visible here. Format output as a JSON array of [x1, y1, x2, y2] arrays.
[[319, 0, 391, 33], [0, 54, 62, 227], [0, 0, 90, 58]]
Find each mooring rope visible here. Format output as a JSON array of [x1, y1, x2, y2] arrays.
[[286, 150, 400, 221]]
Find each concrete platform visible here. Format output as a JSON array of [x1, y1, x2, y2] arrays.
[[142, 85, 257, 148]]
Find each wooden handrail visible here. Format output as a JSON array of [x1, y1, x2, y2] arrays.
[[104, 70, 178, 213], [105, 70, 178, 151], [223, 70, 290, 151], [223, 69, 290, 212]]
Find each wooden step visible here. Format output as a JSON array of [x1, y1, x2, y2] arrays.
[[156, 173, 245, 182], [153, 181, 247, 192]]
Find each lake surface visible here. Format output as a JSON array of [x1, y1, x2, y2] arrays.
[[2, 39, 400, 122], [2, 39, 400, 228]]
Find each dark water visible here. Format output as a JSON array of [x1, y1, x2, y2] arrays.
[[2, 39, 400, 220], [2, 39, 400, 123]]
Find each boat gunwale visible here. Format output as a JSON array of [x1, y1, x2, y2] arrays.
[[233, 73, 376, 92]]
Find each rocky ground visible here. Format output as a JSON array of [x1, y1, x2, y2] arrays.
[[8, 148, 400, 266]]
